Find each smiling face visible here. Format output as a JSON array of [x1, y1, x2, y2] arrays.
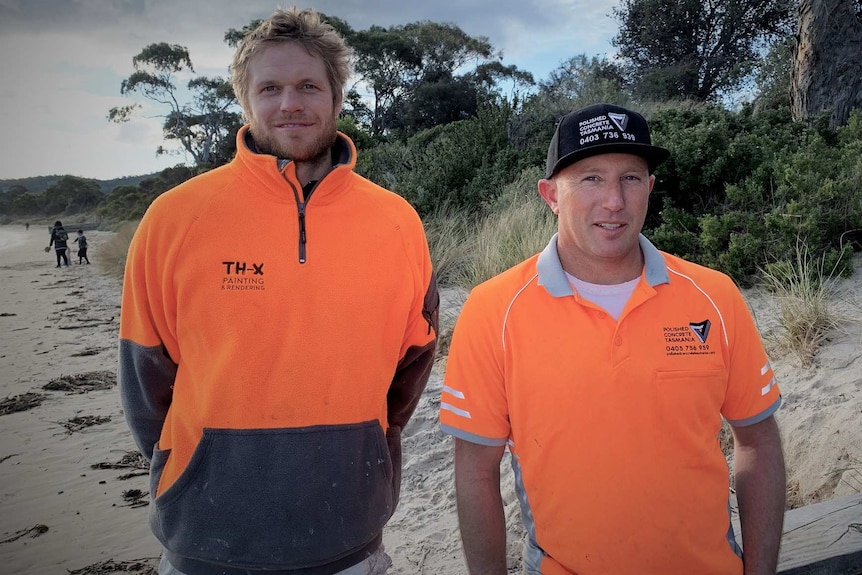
[[245, 41, 340, 175], [538, 152, 655, 284]]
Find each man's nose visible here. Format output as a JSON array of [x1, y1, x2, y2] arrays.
[[279, 89, 303, 112], [602, 181, 626, 211]]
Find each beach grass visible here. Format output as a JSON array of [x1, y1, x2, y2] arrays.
[[425, 167, 556, 292], [759, 239, 842, 366], [99, 221, 138, 280]]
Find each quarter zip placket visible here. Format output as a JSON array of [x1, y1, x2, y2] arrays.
[[297, 201, 308, 263], [288, 178, 320, 264]]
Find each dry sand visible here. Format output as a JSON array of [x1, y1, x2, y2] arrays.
[[0, 224, 860, 574]]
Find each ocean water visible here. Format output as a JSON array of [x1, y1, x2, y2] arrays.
[[0, 226, 29, 253]]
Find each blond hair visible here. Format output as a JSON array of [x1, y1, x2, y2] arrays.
[[230, 7, 352, 113]]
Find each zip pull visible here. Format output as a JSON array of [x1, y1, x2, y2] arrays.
[[298, 203, 307, 264]]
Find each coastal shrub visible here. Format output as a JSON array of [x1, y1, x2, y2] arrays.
[[358, 101, 526, 218], [648, 197, 702, 263], [647, 107, 861, 285], [647, 105, 741, 222], [98, 165, 197, 224]]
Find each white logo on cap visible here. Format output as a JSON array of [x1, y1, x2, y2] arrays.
[[608, 112, 628, 132]]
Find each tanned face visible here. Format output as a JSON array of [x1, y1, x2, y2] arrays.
[[245, 42, 340, 174], [538, 153, 655, 284]]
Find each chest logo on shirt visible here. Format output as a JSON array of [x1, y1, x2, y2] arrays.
[[221, 261, 266, 292], [689, 319, 711, 343], [662, 319, 715, 357]]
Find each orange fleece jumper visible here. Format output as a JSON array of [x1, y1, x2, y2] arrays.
[[119, 126, 438, 575]]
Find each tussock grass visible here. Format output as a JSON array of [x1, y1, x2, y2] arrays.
[[424, 205, 472, 289], [98, 221, 138, 280], [444, 167, 556, 290], [759, 239, 842, 366]]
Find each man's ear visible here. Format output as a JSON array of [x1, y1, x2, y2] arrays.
[[538, 178, 559, 215], [334, 90, 343, 118]]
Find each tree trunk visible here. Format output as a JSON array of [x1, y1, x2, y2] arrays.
[[790, 0, 862, 128]]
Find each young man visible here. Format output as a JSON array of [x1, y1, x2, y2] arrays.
[[119, 8, 439, 575], [440, 103, 785, 575]]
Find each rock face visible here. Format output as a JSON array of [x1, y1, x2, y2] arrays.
[[791, 0, 862, 129]]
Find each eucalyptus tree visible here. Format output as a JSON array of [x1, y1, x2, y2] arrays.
[[613, 0, 793, 101], [791, 0, 862, 128], [108, 43, 242, 168], [349, 21, 533, 138]]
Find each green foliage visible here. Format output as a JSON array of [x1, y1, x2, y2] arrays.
[[336, 116, 375, 150], [698, 212, 768, 281], [649, 104, 740, 217], [0, 176, 108, 218], [613, 0, 792, 101], [648, 198, 702, 262], [346, 21, 532, 138], [387, 70, 481, 136], [537, 55, 629, 109], [358, 101, 525, 217], [648, 107, 862, 285], [1, 174, 152, 196], [98, 165, 198, 224], [11, 192, 40, 215], [44, 176, 104, 214], [753, 36, 794, 112]]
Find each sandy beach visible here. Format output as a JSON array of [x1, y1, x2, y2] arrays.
[[1, 223, 860, 574]]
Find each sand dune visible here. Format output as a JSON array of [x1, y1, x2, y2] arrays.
[[0, 225, 860, 574]]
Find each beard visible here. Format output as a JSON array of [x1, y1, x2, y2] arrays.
[[249, 113, 338, 165]]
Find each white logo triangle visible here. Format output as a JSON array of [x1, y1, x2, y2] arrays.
[[608, 112, 629, 131]]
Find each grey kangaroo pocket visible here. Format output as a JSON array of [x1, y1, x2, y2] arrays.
[[148, 421, 393, 570]]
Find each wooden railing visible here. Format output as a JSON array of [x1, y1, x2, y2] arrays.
[[733, 493, 862, 574]]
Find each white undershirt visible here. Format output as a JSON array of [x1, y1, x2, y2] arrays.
[[565, 273, 640, 321]]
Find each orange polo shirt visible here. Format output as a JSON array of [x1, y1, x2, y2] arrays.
[[440, 234, 781, 575]]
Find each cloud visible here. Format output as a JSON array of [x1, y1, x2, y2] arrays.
[[0, 0, 621, 179], [0, 31, 173, 179], [0, 0, 146, 34]]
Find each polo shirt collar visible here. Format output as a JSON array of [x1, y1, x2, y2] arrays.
[[536, 233, 670, 298]]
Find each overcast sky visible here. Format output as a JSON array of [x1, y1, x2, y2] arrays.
[[0, 0, 621, 181]]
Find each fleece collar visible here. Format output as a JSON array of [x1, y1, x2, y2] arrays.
[[231, 124, 358, 205]]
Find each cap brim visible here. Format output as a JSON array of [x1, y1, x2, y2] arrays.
[[548, 143, 670, 178]]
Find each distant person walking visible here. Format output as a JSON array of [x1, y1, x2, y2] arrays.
[[48, 221, 70, 267], [74, 230, 90, 264], [25, 222, 29, 231]]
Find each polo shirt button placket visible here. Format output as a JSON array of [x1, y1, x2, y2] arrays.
[[614, 336, 623, 346]]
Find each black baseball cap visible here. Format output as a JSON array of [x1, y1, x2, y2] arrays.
[[545, 103, 670, 178]]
